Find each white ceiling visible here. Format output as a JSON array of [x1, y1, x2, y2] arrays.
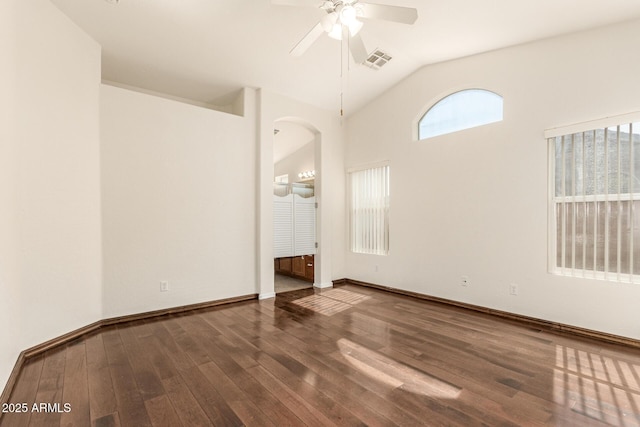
[[51, 0, 640, 115]]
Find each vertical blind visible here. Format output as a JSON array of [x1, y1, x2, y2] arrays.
[[551, 122, 640, 282], [350, 164, 390, 255]]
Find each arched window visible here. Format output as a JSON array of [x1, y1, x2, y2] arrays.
[[418, 89, 503, 140]]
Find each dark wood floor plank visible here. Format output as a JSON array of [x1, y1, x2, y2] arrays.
[[180, 312, 260, 367], [93, 411, 122, 427], [86, 333, 118, 422], [253, 349, 371, 426], [161, 316, 211, 367], [29, 348, 67, 427], [135, 330, 180, 381], [323, 347, 473, 427], [144, 395, 182, 427], [245, 364, 338, 427], [162, 375, 216, 427], [179, 318, 304, 426], [183, 326, 282, 425], [59, 341, 91, 427], [0, 356, 43, 427], [178, 365, 244, 426], [253, 327, 426, 426], [4, 284, 640, 426], [144, 319, 196, 372], [118, 324, 166, 401], [102, 330, 153, 427], [378, 344, 554, 425], [197, 361, 278, 427]]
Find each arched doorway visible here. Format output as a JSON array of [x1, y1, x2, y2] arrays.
[[272, 120, 317, 293], [256, 90, 337, 300]]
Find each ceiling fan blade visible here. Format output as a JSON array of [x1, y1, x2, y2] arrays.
[[271, 0, 319, 7], [290, 22, 325, 57], [349, 33, 368, 64], [358, 3, 418, 25]]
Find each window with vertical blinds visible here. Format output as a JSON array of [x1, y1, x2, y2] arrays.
[[350, 164, 390, 255], [549, 117, 640, 282]]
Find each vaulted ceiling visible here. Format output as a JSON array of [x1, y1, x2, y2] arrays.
[[51, 0, 640, 116]]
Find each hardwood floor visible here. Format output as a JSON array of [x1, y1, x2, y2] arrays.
[[2, 284, 640, 426]]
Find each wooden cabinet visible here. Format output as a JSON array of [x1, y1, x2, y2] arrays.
[[276, 257, 292, 273], [304, 256, 314, 281], [292, 256, 306, 277], [275, 255, 314, 282]]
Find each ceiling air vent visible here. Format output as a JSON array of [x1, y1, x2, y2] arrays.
[[365, 50, 392, 70]]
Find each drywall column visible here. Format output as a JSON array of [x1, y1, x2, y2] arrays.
[[256, 89, 277, 299]]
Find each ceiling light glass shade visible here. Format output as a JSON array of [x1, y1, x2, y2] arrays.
[[321, 12, 338, 32], [328, 23, 343, 40], [339, 5, 357, 26], [348, 19, 363, 36]]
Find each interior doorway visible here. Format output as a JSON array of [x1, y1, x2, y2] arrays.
[[272, 120, 317, 294]]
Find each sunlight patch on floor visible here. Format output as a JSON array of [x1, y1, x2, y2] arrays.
[[292, 288, 370, 316], [337, 338, 461, 399], [553, 344, 640, 425]]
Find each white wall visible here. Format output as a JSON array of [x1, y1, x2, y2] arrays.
[[0, 0, 19, 392], [0, 0, 102, 387], [274, 141, 315, 183], [345, 19, 640, 340], [100, 85, 258, 317]]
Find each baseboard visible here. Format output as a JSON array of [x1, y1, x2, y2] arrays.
[[341, 278, 640, 349], [314, 281, 334, 289], [23, 321, 104, 359], [100, 294, 258, 328], [259, 292, 276, 300], [0, 293, 257, 407]]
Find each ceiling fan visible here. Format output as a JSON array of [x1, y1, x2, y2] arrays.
[[273, 0, 418, 64]]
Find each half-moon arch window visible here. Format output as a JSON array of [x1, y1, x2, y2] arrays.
[[418, 89, 503, 140]]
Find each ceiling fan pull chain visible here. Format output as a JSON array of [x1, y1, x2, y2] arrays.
[[340, 33, 344, 116]]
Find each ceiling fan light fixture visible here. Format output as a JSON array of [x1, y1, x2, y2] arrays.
[[321, 12, 338, 32], [277, 0, 418, 60], [328, 23, 343, 40], [339, 5, 358, 26], [348, 19, 363, 36]]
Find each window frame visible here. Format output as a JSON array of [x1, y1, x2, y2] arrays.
[[417, 89, 503, 140], [348, 161, 390, 256], [546, 111, 640, 283]]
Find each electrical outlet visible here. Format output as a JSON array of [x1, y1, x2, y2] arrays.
[[160, 281, 169, 292], [375, 265, 379, 272], [461, 276, 469, 287], [509, 283, 518, 296]]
